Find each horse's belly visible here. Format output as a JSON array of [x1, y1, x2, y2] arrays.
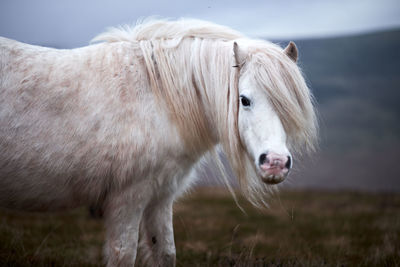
[[0, 122, 94, 211]]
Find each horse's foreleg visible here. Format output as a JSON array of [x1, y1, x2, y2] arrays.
[[141, 198, 176, 267], [104, 187, 148, 267]]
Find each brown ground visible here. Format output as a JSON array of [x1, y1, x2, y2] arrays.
[[1, 187, 399, 266]]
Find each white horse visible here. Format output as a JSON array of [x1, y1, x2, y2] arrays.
[[0, 19, 317, 266]]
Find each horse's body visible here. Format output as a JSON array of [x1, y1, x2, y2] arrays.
[[0, 19, 317, 266], [0, 37, 191, 210]]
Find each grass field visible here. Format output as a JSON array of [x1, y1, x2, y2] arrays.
[[1, 188, 399, 266]]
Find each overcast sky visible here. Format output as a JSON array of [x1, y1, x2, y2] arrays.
[[1, 0, 400, 48]]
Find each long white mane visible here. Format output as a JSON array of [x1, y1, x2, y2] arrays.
[[92, 19, 244, 43], [93, 19, 317, 207]]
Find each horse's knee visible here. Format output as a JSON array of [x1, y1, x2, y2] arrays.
[[105, 241, 137, 267], [160, 252, 176, 267], [150, 240, 176, 267]]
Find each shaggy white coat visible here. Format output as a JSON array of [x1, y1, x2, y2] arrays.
[[0, 19, 317, 266]]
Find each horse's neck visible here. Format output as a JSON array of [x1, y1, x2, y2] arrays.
[[139, 39, 231, 155], [184, 41, 235, 152], [192, 40, 235, 146]]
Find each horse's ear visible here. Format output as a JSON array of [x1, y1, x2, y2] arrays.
[[233, 42, 246, 67], [284, 41, 298, 63]]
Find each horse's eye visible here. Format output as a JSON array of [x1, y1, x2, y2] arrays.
[[240, 95, 251, 107]]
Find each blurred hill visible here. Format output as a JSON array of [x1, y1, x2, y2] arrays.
[[278, 29, 400, 191]]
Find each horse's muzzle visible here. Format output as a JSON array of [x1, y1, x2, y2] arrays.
[[258, 152, 291, 184]]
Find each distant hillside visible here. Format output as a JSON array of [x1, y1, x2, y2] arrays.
[[275, 29, 400, 191], [294, 29, 400, 110], [294, 30, 400, 150]]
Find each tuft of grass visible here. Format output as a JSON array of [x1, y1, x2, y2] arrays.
[[1, 188, 399, 266], [0, 208, 104, 266]]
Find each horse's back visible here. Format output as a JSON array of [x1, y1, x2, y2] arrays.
[[0, 37, 54, 75]]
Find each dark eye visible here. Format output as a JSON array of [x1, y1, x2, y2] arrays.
[[240, 95, 251, 107]]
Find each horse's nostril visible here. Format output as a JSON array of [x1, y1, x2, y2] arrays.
[[259, 153, 267, 165], [285, 156, 292, 169]]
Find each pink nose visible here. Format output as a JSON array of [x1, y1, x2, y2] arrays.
[[259, 152, 291, 171], [268, 153, 288, 169]]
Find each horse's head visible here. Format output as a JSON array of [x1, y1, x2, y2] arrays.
[[233, 41, 312, 186], [237, 73, 292, 185]]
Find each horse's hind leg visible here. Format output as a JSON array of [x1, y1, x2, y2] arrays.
[[140, 197, 176, 267], [103, 186, 149, 267]]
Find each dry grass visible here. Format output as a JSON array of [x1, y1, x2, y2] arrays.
[[1, 188, 399, 266]]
